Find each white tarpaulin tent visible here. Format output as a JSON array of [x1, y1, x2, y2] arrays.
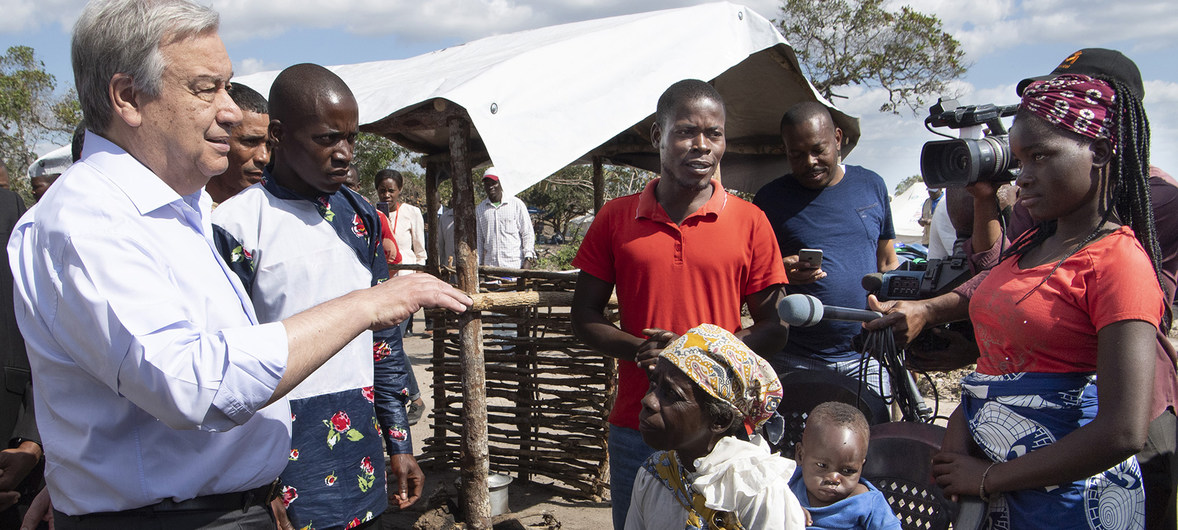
[[235, 2, 859, 198], [891, 183, 930, 242]]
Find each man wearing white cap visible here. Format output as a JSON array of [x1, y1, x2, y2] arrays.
[[26, 146, 72, 202], [476, 167, 536, 269]]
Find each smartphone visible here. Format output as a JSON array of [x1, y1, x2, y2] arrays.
[[376, 201, 390, 216], [798, 248, 823, 269]]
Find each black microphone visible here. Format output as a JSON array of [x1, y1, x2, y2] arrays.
[[861, 273, 884, 294], [778, 294, 883, 327]]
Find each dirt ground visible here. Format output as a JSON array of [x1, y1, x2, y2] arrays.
[[382, 317, 612, 529]]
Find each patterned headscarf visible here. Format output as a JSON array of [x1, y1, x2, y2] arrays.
[[660, 324, 783, 432], [1021, 74, 1117, 147]]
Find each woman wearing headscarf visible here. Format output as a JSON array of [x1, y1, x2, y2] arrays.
[[931, 74, 1169, 528], [626, 324, 807, 529]]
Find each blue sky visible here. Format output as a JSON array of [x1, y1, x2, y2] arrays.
[[3, 0, 1176, 193]]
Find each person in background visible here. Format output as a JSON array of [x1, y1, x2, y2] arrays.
[[925, 188, 960, 259], [918, 187, 943, 246], [753, 102, 899, 397], [205, 82, 269, 205], [376, 169, 427, 333], [437, 200, 456, 269], [373, 169, 427, 422], [0, 162, 41, 527], [476, 167, 536, 269], [26, 148, 71, 202]]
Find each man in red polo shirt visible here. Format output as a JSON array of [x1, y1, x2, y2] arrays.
[[571, 79, 789, 529]]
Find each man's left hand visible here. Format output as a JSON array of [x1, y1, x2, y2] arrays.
[[522, 257, 536, 270], [388, 453, 424, 509]]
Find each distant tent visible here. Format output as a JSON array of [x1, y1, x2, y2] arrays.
[[891, 183, 930, 242]]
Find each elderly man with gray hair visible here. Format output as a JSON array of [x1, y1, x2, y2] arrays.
[[7, 0, 470, 527]]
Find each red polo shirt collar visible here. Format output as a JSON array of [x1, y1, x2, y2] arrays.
[[635, 178, 728, 223]]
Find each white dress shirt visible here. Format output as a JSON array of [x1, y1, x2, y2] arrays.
[[926, 198, 957, 259], [389, 202, 427, 274], [437, 206, 456, 268], [475, 195, 535, 268], [7, 132, 291, 515]]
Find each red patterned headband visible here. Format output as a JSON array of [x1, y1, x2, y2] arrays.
[[1021, 74, 1117, 147]]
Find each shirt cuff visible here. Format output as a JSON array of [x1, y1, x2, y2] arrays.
[[208, 322, 288, 427]]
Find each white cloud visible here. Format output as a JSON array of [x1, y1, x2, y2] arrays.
[[894, 0, 1014, 28], [1144, 80, 1178, 104], [209, 0, 788, 46], [1141, 80, 1178, 175], [0, 0, 83, 33], [235, 57, 278, 76], [914, 0, 1178, 62]]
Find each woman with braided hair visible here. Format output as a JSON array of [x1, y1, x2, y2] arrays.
[[930, 73, 1167, 528]]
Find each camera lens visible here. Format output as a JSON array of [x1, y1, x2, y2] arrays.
[[921, 136, 1015, 188]]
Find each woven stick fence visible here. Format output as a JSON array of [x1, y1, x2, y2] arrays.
[[418, 270, 616, 500]]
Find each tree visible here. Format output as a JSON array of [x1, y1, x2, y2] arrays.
[[894, 174, 923, 195], [776, 0, 967, 113], [352, 132, 428, 204], [1, 46, 80, 185], [518, 163, 658, 240], [519, 165, 594, 239]]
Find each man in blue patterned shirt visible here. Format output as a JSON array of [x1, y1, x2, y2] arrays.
[[213, 63, 420, 530]]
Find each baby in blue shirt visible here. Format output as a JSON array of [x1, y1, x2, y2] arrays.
[[789, 402, 901, 530]]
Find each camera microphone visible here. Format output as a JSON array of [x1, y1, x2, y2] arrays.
[[861, 273, 884, 294], [778, 294, 883, 327]]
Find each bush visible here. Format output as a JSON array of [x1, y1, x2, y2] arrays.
[[534, 238, 582, 271]]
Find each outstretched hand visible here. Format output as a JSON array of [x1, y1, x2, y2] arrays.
[[369, 273, 473, 330]]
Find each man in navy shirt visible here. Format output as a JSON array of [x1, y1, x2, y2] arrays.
[[754, 102, 898, 396]]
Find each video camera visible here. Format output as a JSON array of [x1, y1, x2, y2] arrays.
[[863, 253, 972, 302], [920, 98, 1021, 188]]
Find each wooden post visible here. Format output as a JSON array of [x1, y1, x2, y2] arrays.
[[515, 277, 534, 483], [424, 159, 442, 276], [592, 155, 605, 213], [448, 114, 491, 529]]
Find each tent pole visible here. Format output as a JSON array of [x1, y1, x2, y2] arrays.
[[592, 156, 605, 213], [448, 115, 492, 529], [424, 159, 442, 275]]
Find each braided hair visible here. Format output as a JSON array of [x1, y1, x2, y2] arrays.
[[1002, 77, 1171, 330]]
